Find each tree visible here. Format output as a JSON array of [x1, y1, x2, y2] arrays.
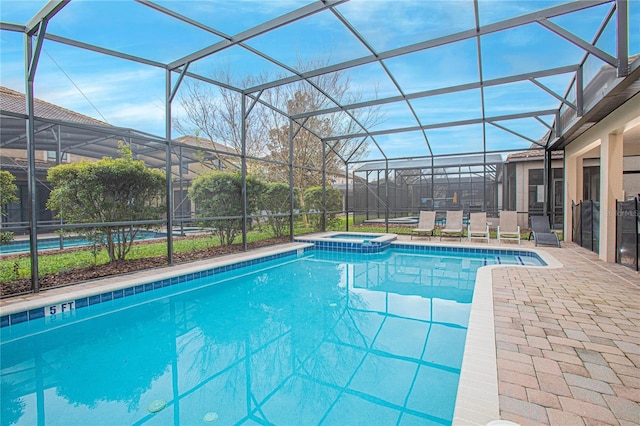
[[260, 182, 299, 237], [173, 70, 269, 174], [174, 58, 383, 208], [0, 170, 18, 244], [46, 144, 166, 262], [188, 170, 263, 245], [259, 60, 382, 224], [303, 186, 343, 231]]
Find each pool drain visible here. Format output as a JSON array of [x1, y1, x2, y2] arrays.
[[203, 412, 219, 422], [147, 399, 167, 413]]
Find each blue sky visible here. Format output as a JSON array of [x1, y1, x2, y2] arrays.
[[1, 0, 638, 161]]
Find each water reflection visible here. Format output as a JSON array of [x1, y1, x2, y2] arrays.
[[1, 250, 477, 425]]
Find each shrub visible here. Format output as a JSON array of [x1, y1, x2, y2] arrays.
[[303, 186, 343, 231], [189, 171, 263, 245], [261, 182, 299, 237], [46, 144, 166, 262], [0, 170, 18, 245]]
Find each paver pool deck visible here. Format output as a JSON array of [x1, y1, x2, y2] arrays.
[[1, 237, 638, 425], [401, 236, 640, 425], [491, 244, 639, 426]]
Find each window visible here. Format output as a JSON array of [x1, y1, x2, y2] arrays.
[[528, 169, 544, 214], [179, 157, 189, 175], [583, 166, 600, 202], [505, 163, 517, 211], [46, 151, 68, 162]]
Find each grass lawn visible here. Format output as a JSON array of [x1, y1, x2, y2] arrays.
[[0, 228, 312, 282]]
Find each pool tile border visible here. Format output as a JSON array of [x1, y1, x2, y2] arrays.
[[391, 242, 546, 264], [0, 243, 315, 328], [294, 238, 393, 253], [295, 231, 397, 253]]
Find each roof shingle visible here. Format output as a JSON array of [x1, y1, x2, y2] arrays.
[[0, 86, 109, 126]]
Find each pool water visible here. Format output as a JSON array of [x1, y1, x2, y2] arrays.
[[0, 248, 537, 425]]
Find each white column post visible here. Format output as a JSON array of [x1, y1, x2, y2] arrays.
[[564, 153, 583, 242], [599, 131, 624, 262]]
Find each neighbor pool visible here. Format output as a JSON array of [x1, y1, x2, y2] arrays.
[[0, 245, 544, 425], [0, 231, 165, 255]]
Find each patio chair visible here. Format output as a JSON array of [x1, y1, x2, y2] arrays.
[[411, 211, 436, 240], [530, 215, 560, 247], [440, 210, 463, 241], [497, 210, 520, 245], [467, 212, 490, 243]]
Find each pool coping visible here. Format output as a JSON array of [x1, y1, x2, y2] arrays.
[[0, 240, 562, 425], [295, 231, 397, 244], [449, 243, 562, 425]]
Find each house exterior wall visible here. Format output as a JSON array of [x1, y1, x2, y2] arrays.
[[504, 158, 564, 230], [1, 147, 73, 164], [1, 148, 77, 226], [564, 93, 640, 263]]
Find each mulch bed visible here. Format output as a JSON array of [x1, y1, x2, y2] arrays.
[[1, 236, 291, 297]]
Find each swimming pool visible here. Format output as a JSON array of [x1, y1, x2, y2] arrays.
[[0, 244, 546, 425], [363, 216, 419, 225]]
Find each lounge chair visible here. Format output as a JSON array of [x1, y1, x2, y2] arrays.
[[497, 210, 520, 245], [530, 215, 560, 247], [440, 210, 464, 241], [467, 212, 489, 243], [411, 211, 436, 240]]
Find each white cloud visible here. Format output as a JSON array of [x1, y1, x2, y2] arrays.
[[29, 53, 166, 132], [337, 0, 475, 52], [102, 101, 166, 134]]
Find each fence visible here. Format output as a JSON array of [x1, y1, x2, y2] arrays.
[[572, 201, 600, 254], [616, 198, 639, 271]]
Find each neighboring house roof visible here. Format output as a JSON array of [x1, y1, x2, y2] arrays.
[[326, 168, 347, 176], [0, 156, 50, 174], [0, 86, 109, 126], [356, 153, 504, 172], [174, 135, 236, 155], [0, 86, 237, 155], [505, 149, 564, 162], [0, 87, 236, 170]]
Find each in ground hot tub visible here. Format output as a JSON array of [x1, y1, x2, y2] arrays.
[[295, 232, 397, 253]]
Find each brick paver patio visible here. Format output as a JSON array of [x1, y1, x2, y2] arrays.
[[490, 242, 639, 425]]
